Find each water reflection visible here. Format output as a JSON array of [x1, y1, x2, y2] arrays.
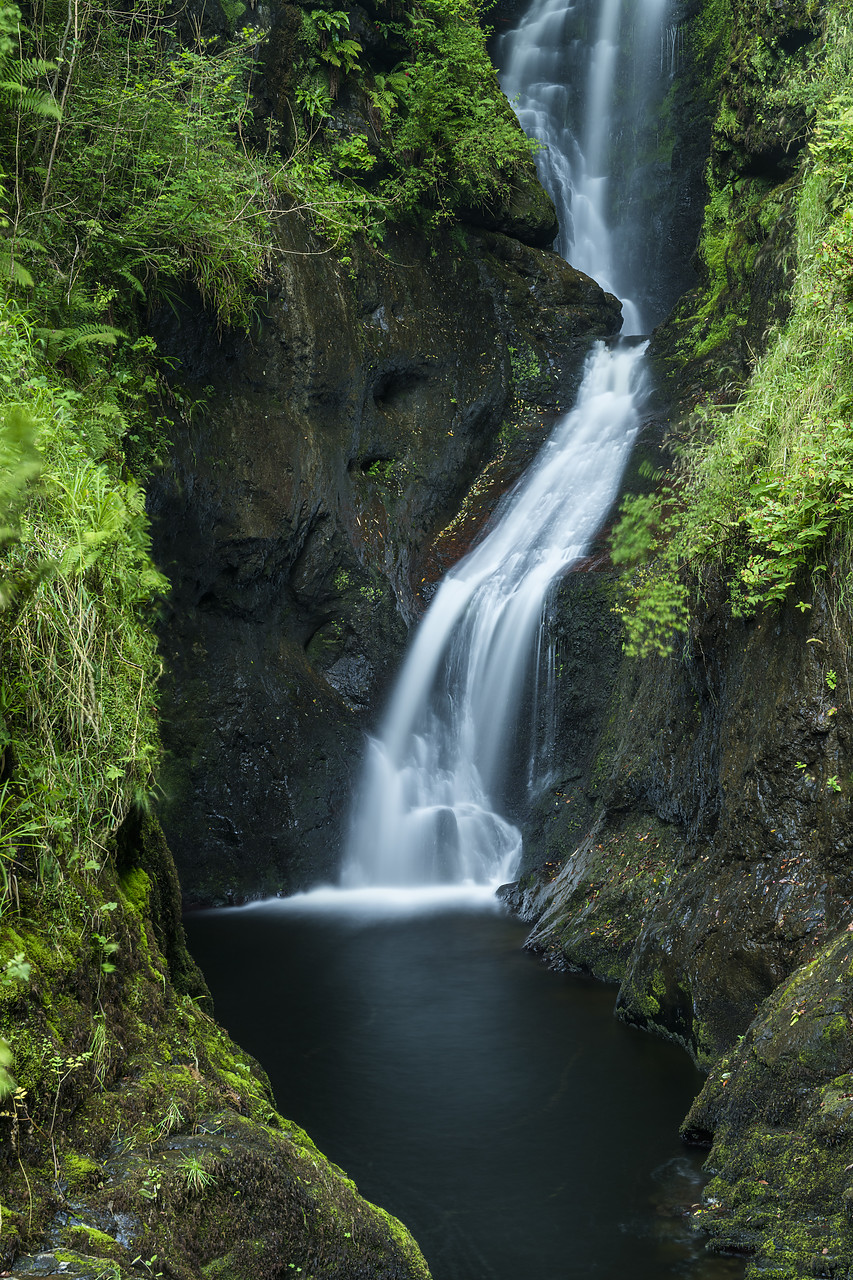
[[186, 904, 744, 1280]]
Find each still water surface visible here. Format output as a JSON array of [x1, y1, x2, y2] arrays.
[[185, 895, 743, 1280]]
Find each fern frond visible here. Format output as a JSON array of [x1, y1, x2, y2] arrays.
[[59, 324, 127, 353], [36, 324, 128, 359], [6, 236, 44, 254], [115, 267, 146, 300], [0, 81, 60, 119], [2, 57, 56, 78], [0, 252, 34, 287]]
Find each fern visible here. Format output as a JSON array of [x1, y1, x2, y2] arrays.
[[0, 73, 60, 120], [36, 323, 127, 362], [0, 234, 44, 287]]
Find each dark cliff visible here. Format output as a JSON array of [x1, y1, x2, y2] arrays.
[[500, 0, 853, 1274], [150, 213, 620, 905]]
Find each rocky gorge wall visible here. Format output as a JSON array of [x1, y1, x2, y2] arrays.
[[498, 0, 853, 1275], [150, 200, 620, 905]]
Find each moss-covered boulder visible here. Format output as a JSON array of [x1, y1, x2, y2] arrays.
[[680, 928, 853, 1278], [0, 816, 430, 1279]]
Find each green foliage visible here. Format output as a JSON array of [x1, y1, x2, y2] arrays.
[[0, 0, 535, 325], [0, 297, 167, 889], [25, 19, 275, 331], [374, 0, 533, 220], [614, 5, 853, 654], [290, 0, 535, 233], [0, 2, 59, 286], [509, 344, 540, 385], [0, 1034, 13, 1098], [0, 950, 29, 1099], [612, 480, 689, 659], [0, 403, 40, 600]]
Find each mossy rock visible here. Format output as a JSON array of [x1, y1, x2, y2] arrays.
[[0, 819, 430, 1279], [681, 929, 853, 1278]]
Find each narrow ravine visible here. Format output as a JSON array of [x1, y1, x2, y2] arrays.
[[187, 3, 745, 1278], [345, 0, 670, 889]]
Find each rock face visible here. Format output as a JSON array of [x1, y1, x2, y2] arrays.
[[150, 217, 620, 905], [508, 583, 853, 1063], [0, 814, 431, 1280], [680, 928, 853, 1272]]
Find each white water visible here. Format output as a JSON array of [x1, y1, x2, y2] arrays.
[[343, 346, 645, 887], [340, 0, 674, 891], [498, 0, 673, 334]]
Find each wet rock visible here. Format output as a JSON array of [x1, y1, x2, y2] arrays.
[[150, 214, 619, 904], [675, 929, 853, 1278], [514, 582, 853, 1063]]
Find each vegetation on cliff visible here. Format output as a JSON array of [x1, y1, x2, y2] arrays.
[[0, 0, 536, 1268], [615, 0, 853, 658]]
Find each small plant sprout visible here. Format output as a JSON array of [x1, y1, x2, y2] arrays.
[[92, 933, 119, 973], [179, 1153, 214, 1194], [138, 1167, 162, 1203], [152, 1098, 185, 1145], [3, 951, 31, 983], [826, 669, 838, 691], [827, 775, 842, 792], [131, 1253, 163, 1278]]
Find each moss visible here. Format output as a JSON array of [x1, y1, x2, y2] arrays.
[[62, 1223, 125, 1261], [373, 1206, 432, 1279], [118, 865, 151, 915], [61, 1152, 103, 1191], [1, 829, 431, 1278]]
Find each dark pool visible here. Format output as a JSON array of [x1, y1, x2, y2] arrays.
[[185, 890, 743, 1280]]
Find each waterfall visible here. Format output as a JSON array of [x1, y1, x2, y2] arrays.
[[498, 0, 673, 333], [341, 0, 673, 890]]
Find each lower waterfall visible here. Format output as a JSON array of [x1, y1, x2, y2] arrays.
[[342, 342, 647, 888], [342, 0, 676, 889]]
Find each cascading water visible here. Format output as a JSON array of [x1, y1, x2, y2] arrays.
[[342, 0, 674, 890], [497, 0, 674, 333], [344, 348, 645, 887]]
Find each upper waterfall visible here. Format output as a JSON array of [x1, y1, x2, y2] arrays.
[[341, 0, 674, 889], [498, 0, 675, 333]]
